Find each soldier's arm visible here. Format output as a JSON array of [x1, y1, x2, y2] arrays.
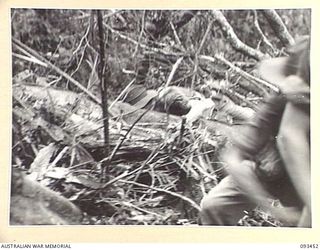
[[222, 147, 301, 225], [223, 147, 272, 208], [220, 95, 282, 208], [277, 102, 311, 226]]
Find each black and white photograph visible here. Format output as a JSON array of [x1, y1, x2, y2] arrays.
[[10, 8, 311, 227]]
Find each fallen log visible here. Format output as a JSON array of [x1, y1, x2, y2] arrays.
[[13, 84, 183, 124], [12, 84, 244, 162], [12, 84, 184, 161]]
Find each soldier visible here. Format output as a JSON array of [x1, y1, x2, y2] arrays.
[[200, 37, 310, 227]]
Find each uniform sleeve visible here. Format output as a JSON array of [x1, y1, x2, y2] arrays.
[[232, 95, 287, 157], [279, 75, 310, 113]]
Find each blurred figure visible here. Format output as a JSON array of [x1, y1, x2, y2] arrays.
[[200, 37, 310, 227]]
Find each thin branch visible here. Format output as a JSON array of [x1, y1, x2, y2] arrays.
[[125, 145, 161, 196], [163, 57, 184, 88], [121, 201, 163, 218], [12, 38, 105, 109], [169, 21, 184, 50], [211, 10, 266, 60], [12, 52, 48, 67], [13, 40, 42, 61], [109, 78, 136, 109], [69, 42, 88, 79], [253, 10, 277, 55], [190, 20, 214, 90], [120, 180, 201, 212], [72, 23, 91, 55], [104, 23, 184, 57], [101, 102, 155, 167], [215, 54, 277, 92], [262, 9, 295, 46], [48, 146, 69, 169], [199, 54, 279, 93], [98, 153, 156, 189], [132, 10, 146, 57], [197, 20, 213, 55], [86, 53, 99, 89]]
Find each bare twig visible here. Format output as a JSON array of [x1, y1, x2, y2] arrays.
[[109, 79, 135, 109], [73, 23, 91, 55], [164, 57, 184, 88], [253, 10, 277, 55], [12, 52, 48, 67], [101, 102, 155, 166], [13, 40, 44, 63], [199, 54, 279, 93], [191, 20, 214, 89], [228, 89, 258, 109], [211, 10, 266, 60], [86, 53, 99, 89], [104, 24, 184, 57], [197, 20, 213, 55], [120, 180, 201, 211], [125, 145, 161, 196], [99, 170, 131, 188], [98, 154, 155, 189], [70, 42, 88, 79], [169, 21, 184, 49], [132, 10, 146, 57], [121, 201, 163, 218], [262, 9, 295, 46], [48, 146, 69, 169], [215, 54, 277, 92], [12, 38, 105, 109]]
